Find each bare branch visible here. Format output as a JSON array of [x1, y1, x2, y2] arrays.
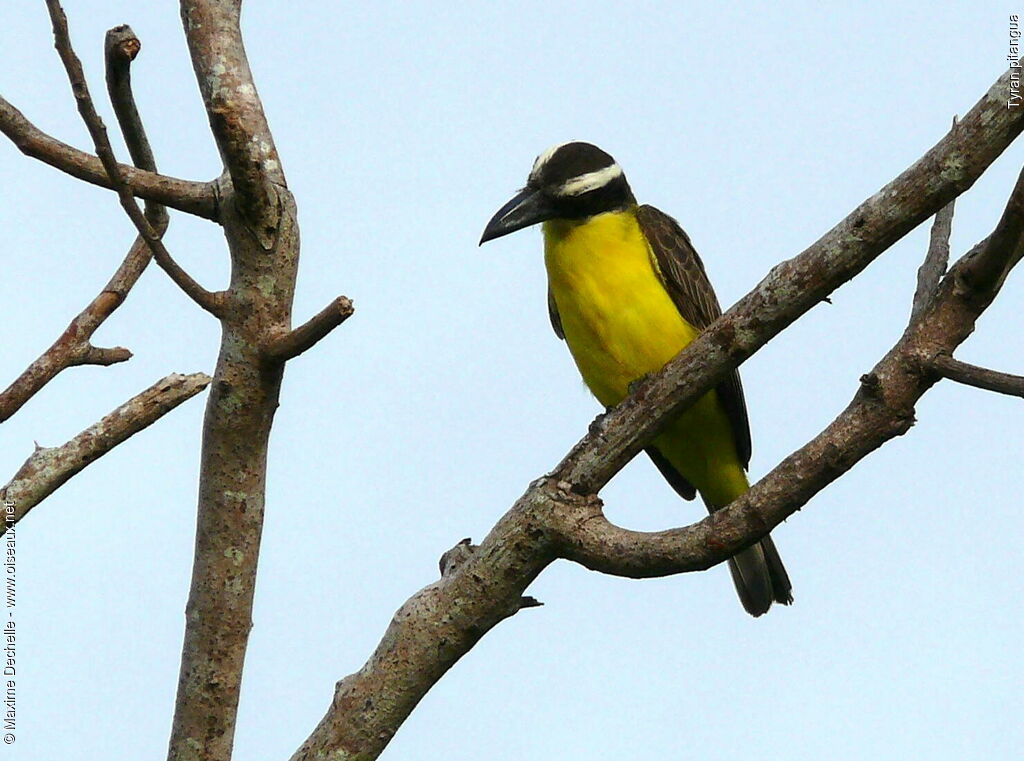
[[105, 25, 157, 180], [912, 204, 955, 319], [0, 236, 161, 423], [291, 68, 1024, 761], [44, 1, 225, 317], [180, 0, 284, 240], [1, 372, 211, 534], [929, 353, 1024, 397], [70, 345, 133, 366], [151, 243, 226, 315], [1, 331, 124, 423], [0, 96, 217, 220], [166, 6, 303, 761], [0, 28, 170, 424], [959, 163, 1024, 292], [263, 296, 354, 363], [911, 121, 957, 321]]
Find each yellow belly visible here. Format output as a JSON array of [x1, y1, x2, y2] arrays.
[[543, 212, 697, 405], [543, 210, 748, 506]]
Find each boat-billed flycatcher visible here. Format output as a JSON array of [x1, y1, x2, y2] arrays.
[[480, 141, 792, 616]]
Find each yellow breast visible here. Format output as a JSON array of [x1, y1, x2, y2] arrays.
[[543, 210, 700, 408]]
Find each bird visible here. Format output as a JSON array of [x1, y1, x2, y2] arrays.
[[479, 141, 792, 616]]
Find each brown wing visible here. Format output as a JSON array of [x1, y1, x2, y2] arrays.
[[635, 204, 752, 470]]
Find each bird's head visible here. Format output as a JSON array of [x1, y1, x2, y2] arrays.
[[479, 141, 635, 244]]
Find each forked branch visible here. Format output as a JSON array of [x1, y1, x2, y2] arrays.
[[1, 372, 211, 534], [0, 23, 167, 424], [45, 1, 225, 317]]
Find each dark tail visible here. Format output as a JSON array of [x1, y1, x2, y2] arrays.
[[727, 534, 793, 617], [645, 447, 793, 616]]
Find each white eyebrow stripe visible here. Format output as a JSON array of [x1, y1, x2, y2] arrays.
[[556, 163, 623, 196], [530, 141, 573, 181]]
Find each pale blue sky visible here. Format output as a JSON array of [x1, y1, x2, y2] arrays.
[[2, 2, 1022, 760]]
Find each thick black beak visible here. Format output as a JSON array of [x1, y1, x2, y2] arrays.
[[479, 188, 558, 245]]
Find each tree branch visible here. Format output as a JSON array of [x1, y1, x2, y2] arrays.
[[0, 95, 217, 220], [0, 24, 169, 424], [928, 353, 1024, 397], [151, 240, 226, 315], [44, 1, 225, 317], [959, 159, 1024, 292], [263, 296, 354, 363], [70, 345, 133, 366], [1, 329, 128, 423], [105, 25, 157, 177], [166, 4, 303, 761], [1, 372, 211, 534], [912, 147, 956, 320], [180, 0, 284, 240], [290, 68, 1024, 761]]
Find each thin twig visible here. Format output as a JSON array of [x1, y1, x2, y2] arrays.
[[912, 203, 954, 319], [263, 296, 354, 363], [1, 372, 211, 534], [911, 119, 958, 321], [105, 25, 158, 194], [0, 25, 169, 424], [930, 354, 1024, 397], [45, 1, 225, 317]]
